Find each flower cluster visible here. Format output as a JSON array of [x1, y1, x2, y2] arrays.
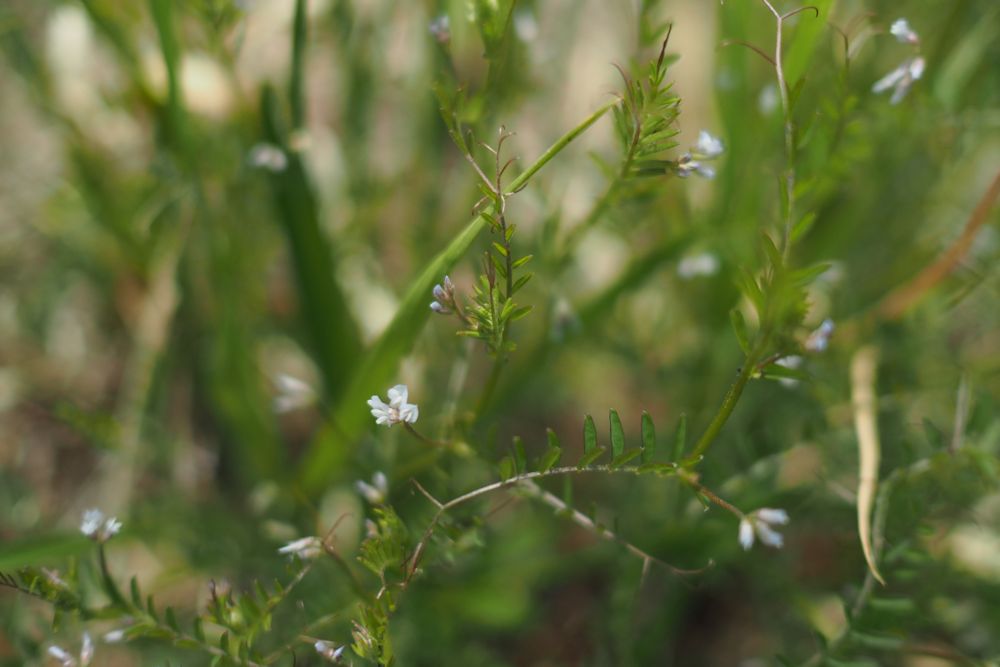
[[675, 130, 724, 179], [367, 384, 419, 427], [429, 275, 456, 314], [738, 508, 789, 550], [79, 509, 121, 543], [872, 18, 925, 104]]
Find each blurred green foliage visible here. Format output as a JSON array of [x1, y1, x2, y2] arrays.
[[1, 0, 999, 665]]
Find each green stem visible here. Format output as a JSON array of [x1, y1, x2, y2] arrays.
[[97, 544, 128, 609], [506, 100, 616, 194], [684, 359, 756, 466]]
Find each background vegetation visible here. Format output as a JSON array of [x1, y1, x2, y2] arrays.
[[1, 0, 998, 665]]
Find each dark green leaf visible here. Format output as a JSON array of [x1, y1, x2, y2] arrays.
[[609, 409, 625, 458]]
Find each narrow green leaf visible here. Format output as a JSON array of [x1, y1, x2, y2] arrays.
[[640, 411, 656, 463], [636, 462, 676, 475], [610, 450, 641, 468], [289, 0, 307, 127], [791, 211, 817, 242], [260, 86, 362, 403], [538, 447, 562, 473], [761, 232, 783, 271], [511, 254, 533, 269], [499, 456, 515, 481], [513, 436, 527, 473], [130, 577, 142, 609], [730, 309, 751, 354], [609, 410, 625, 458], [578, 446, 606, 467], [562, 476, 572, 507], [670, 413, 687, 461], [492, 241, 508, 257], [193, 617, 206, 642], [165, 607, 179, 632], [583, 415, 597, 454]]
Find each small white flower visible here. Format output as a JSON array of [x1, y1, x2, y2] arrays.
[[355, 471, 388, 504], [103, 629, 127, 644], [80, 509, 121, 543], [80, 633, 93, 666], [47, 645, 76, 667], [247, 143, 288, 172], [805, 318, 835, 352], [872, 56, 925, 105], [739, 508, 790, 550], [315, 640, 347, 662], [775, 355, 804, 388], [675, 153, 716, 179], [367, 384, 419, 427], [273, 374, 315, 414], [738, 517, 755, 551], [677, 252, 720, 279], [889, 18, 919, 45], [278, 536, 324, 560], [695, 130, 724, 158], [430, 275, 455, 314]]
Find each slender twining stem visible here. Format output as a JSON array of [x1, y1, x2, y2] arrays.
[[683, 478, 745, 518], [407, 466, 710, 581]]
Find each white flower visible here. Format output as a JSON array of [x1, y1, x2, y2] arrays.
[[889, 18, 919, 45], [80, 633, 93, 666], [80, 509, 121, 543], [355, 471, 388, 504], [872, 56, 925, 105], [677, 252, 720, 279], [430, 275, 455, 314], [278, 536, 324, 560], [273, 374, 315, 414], [247, 143, 288, 172], [675, 153, 716, 179], [805, 318, 835, 352], [775, 355, 803, 388], [367, 384, 419, 427], [315, 640, 346, 662], [103, 629, 127, 644], [739, 508, 790, 550], [695, 130, 724, 158], [47, 645, 76, 667]]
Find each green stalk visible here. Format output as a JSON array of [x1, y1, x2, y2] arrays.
[[683, 356, 756, 466]]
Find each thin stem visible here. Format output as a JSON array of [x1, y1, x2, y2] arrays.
[[506, 100, 616, 195], [684, 360, 756, 465], [97, 544, 128, 608]]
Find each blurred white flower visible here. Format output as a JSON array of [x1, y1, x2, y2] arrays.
[[677, 252, 720, 279], [428, 15, 450, 43], [103, 629, 126, 644], [278, 536, 324, 560], [739, 508, 790, 550], [80, 509, 121, 543], [367, 384, 419, 427], [872, 56, 925, 105], [273, 373, 315, 414], [355, 471, 388, 504], [775, 355, 803, 388], [315, 640, 346, 662], [805, 319, 835, 352], [695, 130, 724, 158], [889, 18, 919, 45], [675, 153, 715, 179], [248, 142, 288, 172], [79, 633, 93, 666], [47, 645, 76, 667]]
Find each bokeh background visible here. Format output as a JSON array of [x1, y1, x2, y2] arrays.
[[1, 0, 999, 665]]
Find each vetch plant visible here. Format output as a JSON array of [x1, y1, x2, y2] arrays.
[[1, 1, 998, 666]]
